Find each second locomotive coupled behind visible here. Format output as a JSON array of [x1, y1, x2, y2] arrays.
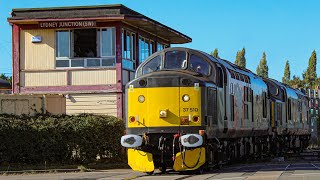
[[121, 47, 310, 174]]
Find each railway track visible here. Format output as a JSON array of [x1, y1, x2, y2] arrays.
[[124, 148, 320, 180]]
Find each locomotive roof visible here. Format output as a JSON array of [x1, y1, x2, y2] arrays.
[[137, 47, 304, 100], [0, 78, 11, 89], [141, 47, 266, 82], [214, 57, 263, 82], [263, 78, 286, 90]]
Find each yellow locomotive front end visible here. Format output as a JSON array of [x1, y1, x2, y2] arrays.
[[127, 82, 202, 129], [121, 49, 212, 173]]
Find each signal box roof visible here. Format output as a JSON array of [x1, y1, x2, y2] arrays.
[[8, 4, 191, 44]]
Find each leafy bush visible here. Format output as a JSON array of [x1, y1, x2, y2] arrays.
[[0, 114, 125, 165]]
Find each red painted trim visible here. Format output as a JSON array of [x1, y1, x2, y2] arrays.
[[19, 22, 122, 30], [97, 22, 123, 28], [20, 67, 116, 72], [8, 16, 125, 23], [20, 84, 118, 94], [19, 24, 38, 30], [116, 23, 123, 118], [12, 24, 20, 94]]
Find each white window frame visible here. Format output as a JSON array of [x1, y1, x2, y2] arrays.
[[56, 30, 72, 67], [55, 27, 116, 69]]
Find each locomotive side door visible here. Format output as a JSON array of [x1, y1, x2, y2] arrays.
[[206, 87, 217, 127], [243, 86, 253, 128]]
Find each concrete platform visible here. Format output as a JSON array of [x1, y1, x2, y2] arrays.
[[2, 162, 320, 180]]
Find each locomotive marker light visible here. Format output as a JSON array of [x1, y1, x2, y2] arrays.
[[138, 95, 145, 103], [182, 94, 190, 102], [129, 116, 136, 123], [121, 134, 143, 148], [193, 115, 200, 122], [180, 134, 203, 147]]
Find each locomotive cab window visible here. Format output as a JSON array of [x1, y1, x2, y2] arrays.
[[142, 55, 162, 75], [164, 51, 187, 70], [189, 54, 211, 76]]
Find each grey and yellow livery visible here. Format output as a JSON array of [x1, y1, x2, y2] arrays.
[[121, 47, 310, 174]]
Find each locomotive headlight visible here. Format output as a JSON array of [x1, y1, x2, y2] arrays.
[[182, 94, 190, 102], [121, 134, 142, 148], [138, 95, 145, 103], [180, 134, 203, 147]]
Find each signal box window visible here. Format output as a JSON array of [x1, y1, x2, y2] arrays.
[[74, 29, 97, 57], [189, 55, 210, 76], [157, 43, 169, 51], [56, 30, 70, 58], [122, 30, 136, 70], [55, 28, 116, 68], [164, 51, 187, 69], [139, 37, 154, 64]]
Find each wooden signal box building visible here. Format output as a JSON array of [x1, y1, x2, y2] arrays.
[[8, 4, 191, 118]]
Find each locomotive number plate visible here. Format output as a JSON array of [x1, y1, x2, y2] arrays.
[[182, 108, 199, 112]]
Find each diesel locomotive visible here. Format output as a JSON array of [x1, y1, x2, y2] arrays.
[[120, 47, 310, 174]]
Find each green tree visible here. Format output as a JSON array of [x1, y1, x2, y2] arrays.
[[303, 50, 317, 88], [282, 60, 291, 85], [256, 52, 269, 78], [316, 77, 320, 88], [210, 48, 220, 58], [234, 47, 246, 68], [289, 75, 305, 88], [235, 52, 241, 66]]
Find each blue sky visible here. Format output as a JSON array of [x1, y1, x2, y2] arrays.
[[1, 0, 319, 81]]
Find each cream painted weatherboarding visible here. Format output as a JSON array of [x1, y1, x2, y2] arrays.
[[20, 29, 55, 70], [20, 71, 66, 87], [66, 93, 117, 116], [70, 69, 116, 85]]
